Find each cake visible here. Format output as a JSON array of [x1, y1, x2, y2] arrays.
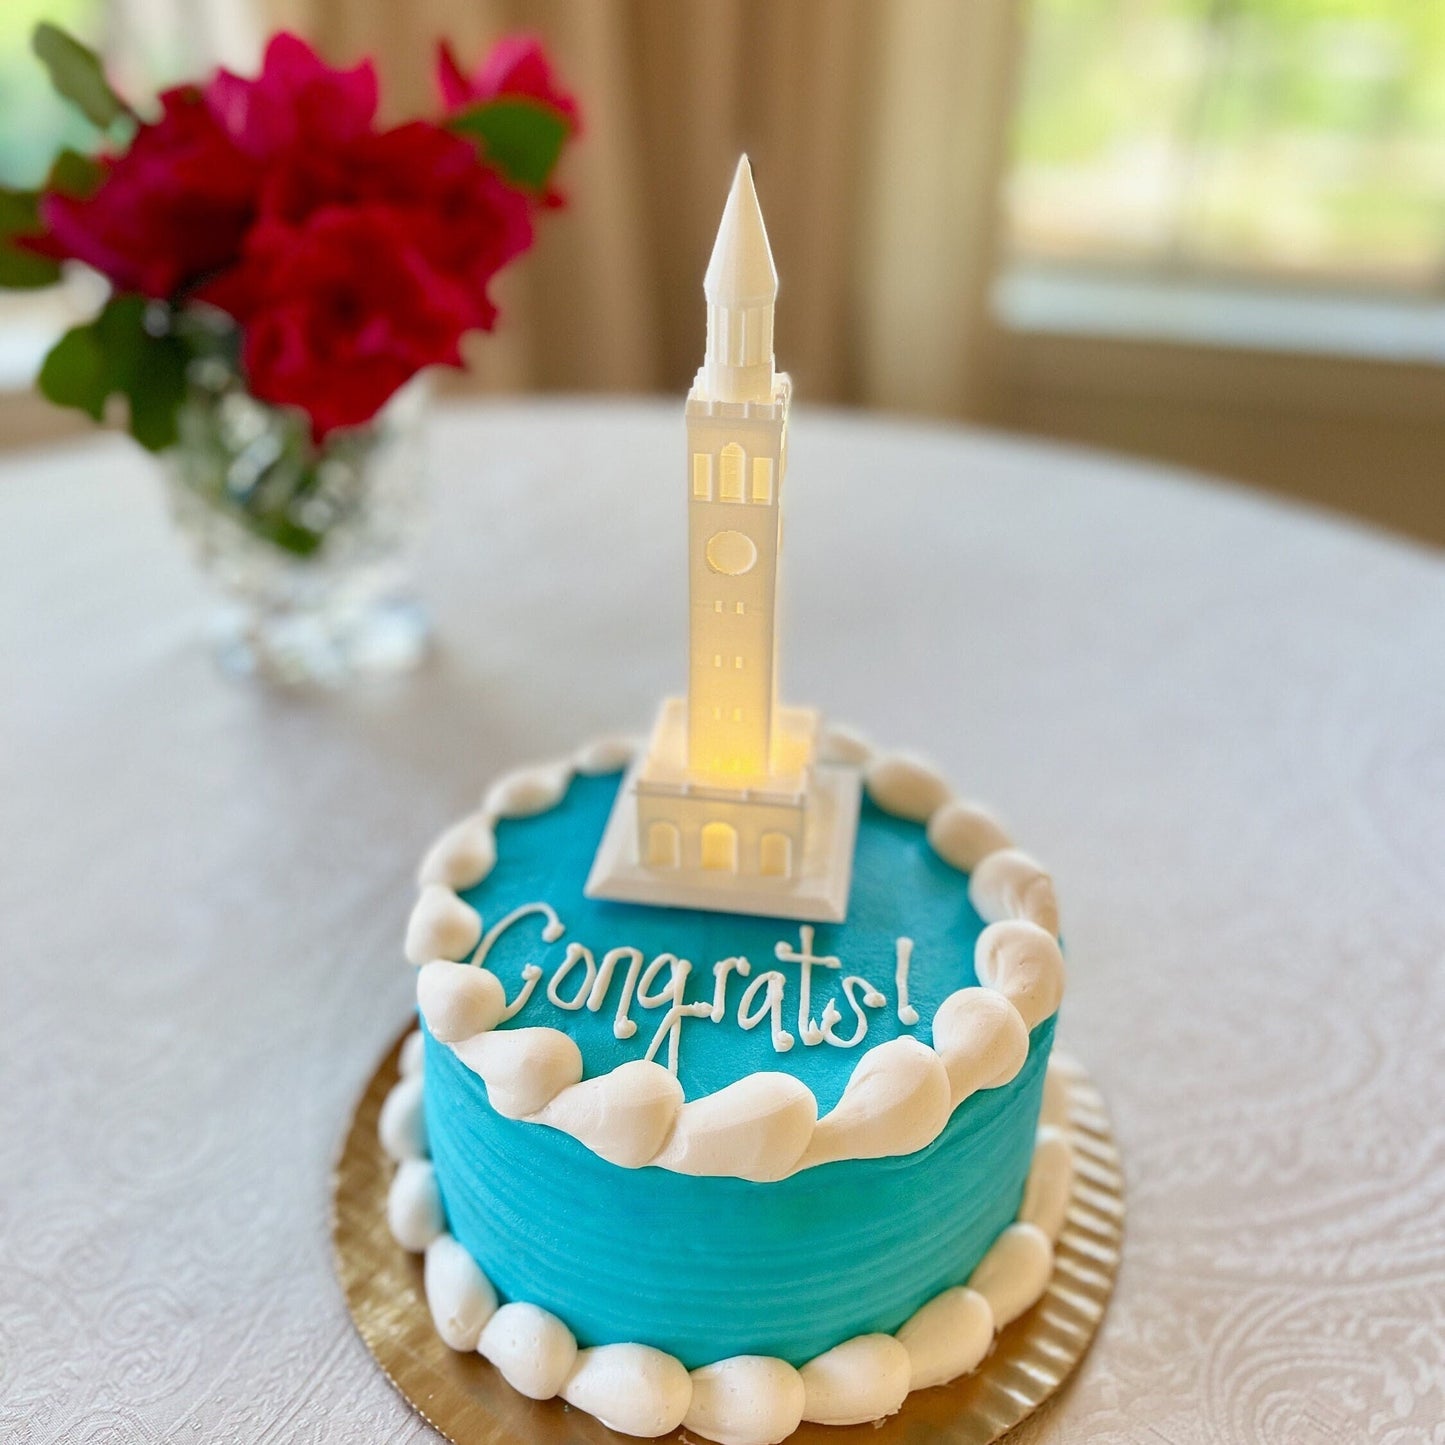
[[377, 158, 1074, 1445]]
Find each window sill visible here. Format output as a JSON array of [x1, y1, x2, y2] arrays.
[[993, 262, 1445, 366]]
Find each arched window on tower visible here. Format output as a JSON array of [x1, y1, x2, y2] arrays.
[[719, 444, 745, 502]]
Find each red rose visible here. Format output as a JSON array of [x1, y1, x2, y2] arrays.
[[35, 85, 259, 298], [205, 206, 473, 439], [253, 121, 533, 332], [27, 29, 572, 442], [436, 33, 580, 131], [204, 32, 378, 160]]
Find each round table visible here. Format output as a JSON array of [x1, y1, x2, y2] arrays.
[[2, 400, 1441, 1442]]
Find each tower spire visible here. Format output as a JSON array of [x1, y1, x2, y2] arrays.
[[703, 155, 778, 403]]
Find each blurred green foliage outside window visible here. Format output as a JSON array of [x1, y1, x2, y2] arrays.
[[1008, 0, 1445, 291], [0, 0, 104, 185]]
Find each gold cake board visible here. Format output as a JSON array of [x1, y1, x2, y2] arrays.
[[332, 1029, 1124, 1445]]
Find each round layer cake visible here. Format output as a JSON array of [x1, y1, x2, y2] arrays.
[[380, 730, 1074, 1444]]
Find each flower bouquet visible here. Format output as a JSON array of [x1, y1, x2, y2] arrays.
[[1, 25, 577, 680]]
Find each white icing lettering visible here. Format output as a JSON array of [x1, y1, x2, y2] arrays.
[[585, 945, 623, 1013], [710, 956, 751, 1022], [607, 947, 647, 1040], [895, 937, 920, 1026], [471, 902, 565, 1021], [638, 955, 712, 1075], [547, 943, 597, 1010], [821, 975, 887, 1048], [484, 902, 927, 1069], [500, 967, 543, 1022], [738, 970, 794, 1053], [774, 925, 841, 1046]]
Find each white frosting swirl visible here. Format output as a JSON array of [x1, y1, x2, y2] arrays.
[[423, 1233, 497, 1351], [895, 1285, 993, 1390], [416, 812, 497, 891], [561, 1344, 694, 1437], [483, 761, 573, 820], [478, 1301, 576, 1399], [799, 1334, 911, 1425], [531, 1060, 683, 1168], [416, 959, 506, 1043], [863, 752, 951, 822], [925, 796, 1011, 872], [377, 1072, 427, 1162], [967, 1221, 1054, 1329], [968, 848, 1060, 937], [404, 885, 482, 966], [973, 919, 1066, 1031], [685, 1356, 806, 1445]]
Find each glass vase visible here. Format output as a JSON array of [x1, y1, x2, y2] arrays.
[[165, 361, 431, 686]]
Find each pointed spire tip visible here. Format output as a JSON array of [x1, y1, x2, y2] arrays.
[[705, 152, 777, 306]]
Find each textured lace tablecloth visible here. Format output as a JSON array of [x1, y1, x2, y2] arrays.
[[2, 400, 1442, 1444]]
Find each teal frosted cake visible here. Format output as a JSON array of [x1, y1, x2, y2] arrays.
[[377, 159, 1076, 1444]]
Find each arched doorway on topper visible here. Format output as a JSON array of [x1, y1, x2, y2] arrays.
[[700, 820, 739, 872], [759, 830, 792, 878], [646, 820, 681, 868]]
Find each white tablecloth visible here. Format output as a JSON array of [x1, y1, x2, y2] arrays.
[[2, 399, 1442, 1443]]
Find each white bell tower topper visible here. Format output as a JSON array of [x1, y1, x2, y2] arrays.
[[587, 156, 861, 922]]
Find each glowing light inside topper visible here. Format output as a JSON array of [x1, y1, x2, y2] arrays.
[[586, 156, 860, 923]]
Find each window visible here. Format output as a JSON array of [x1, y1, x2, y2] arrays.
[[999, 1, 1445, 359], [713, 599, 723, 613], [731, 707, 743, 722], [733, 655, 743, 669], [735, 601, 745, 615], [719, 443, 745, 501], [692, 452, 712, 499], [1006, 0, 1445, 288], [751, 456, 773, 503], [712, 653, 722, 667]]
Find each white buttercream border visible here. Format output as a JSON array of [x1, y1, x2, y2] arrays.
[[381, 1038, 1078, 1444], [404, 729, 1065, 1180]]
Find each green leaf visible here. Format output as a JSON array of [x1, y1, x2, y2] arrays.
[[448, 97, 569, 193], [46, 147, 103, 198], [0, 188, 61, 288], [38, 294, 189, 451], [32, 22, 134, 129]]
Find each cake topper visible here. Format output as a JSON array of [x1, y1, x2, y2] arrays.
[[586, 156, 861, 921]]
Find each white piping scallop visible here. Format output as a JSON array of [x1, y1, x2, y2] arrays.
[[377, 1072, 427, 1162], [385, 1041, 1075, 1444], [416, 812, 497, 891], [483, 760, 574, 820], [573, 736, 641, 776], [968, 848, 1060, 937], [403, 740, 1065, 1180], [404, 886, 482, 967]]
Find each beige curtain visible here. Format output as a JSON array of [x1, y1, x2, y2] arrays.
[[265, 0, 1021, 417]]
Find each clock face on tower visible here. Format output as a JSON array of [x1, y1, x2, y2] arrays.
[[705, 529, 758, 576]]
